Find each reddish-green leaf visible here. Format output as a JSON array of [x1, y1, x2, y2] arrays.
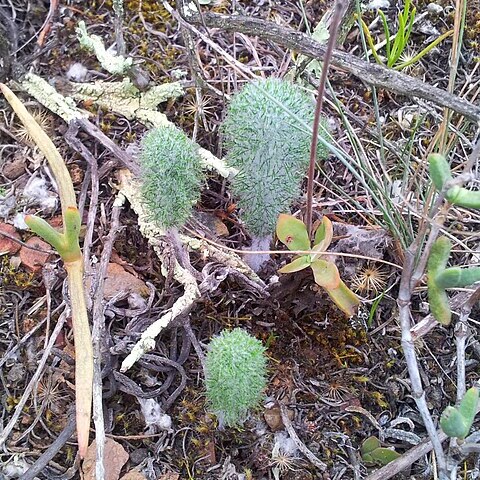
[[325, 280, 360, 317], [276, 214, 310, 252], [313, 216, 333, 251], [278, 256, 311, 274], [310, 259, 341, 289]]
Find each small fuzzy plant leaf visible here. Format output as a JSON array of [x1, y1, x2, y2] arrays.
[[205, 328, 267, 427], [440, 387, 479, 439], [223, 78, 329, 238], [139, 126, 203, 229]]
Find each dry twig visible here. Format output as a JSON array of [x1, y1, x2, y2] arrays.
[[175, 1, 480, 121]]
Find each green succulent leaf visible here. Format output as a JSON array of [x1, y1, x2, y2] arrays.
[[139, 126, 203, 229], [440, 406, 470, 439], [428, 153, 452, 191], [310, 259, 341, 289], [324, 280, 360, 317], [458, 387, 479, 424], [312, 216, 333, 254], [25, 214, 65, 253], [276, 214, 310, 252], [63, 207, 82, 263], [361, 436, 381, 455], [278, 255, 311, 274], [368, 447, 401, 465], [440, 387, 479, 439], [436, 267, 480, 289], [205, 328, 267, 427], [445, 185, 480, 209], [427, 280, 451, 326], [223, 78, 329, 237], [360, 436, 400, 466], [427, 236, 452, 325], [428, 236, 452, 274], [25, 209, 82, 264]]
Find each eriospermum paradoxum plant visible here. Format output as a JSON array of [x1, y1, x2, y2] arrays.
[[205, 328, 267, 427], [139, 126, 203, 229], [222, 78, 329, 270]]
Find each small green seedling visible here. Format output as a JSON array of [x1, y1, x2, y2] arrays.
[[205, 328, 267, 427], [427, 237, 480, 325], [360, 436, 401, 465], [429, 153, 480, 209], [360, 0, 452, 71], [440, 387, 479, 440], [276, 214, 360, 317], [139, 125, 203, 230]]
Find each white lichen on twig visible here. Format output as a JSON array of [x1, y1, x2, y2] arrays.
[[76, 21, 132, 75], [117, 169, 261, 371], [20, 73, 89, 122]]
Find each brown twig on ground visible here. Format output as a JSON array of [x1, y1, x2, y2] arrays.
[[37, 0, 59, 47], [75, 118, 140, 176], [279, 403, 327, 471], [175, 2, 480, 121], [305, 0, 347, 236]]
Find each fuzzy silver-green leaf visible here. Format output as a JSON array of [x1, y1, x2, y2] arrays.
[[139, 126, 203, 229], [205, 328, 267, 427], [223, 78, 329, 237]]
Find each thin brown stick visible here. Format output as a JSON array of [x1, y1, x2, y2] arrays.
[[305, 0, 347, 236], [90, 201, 122, 480]]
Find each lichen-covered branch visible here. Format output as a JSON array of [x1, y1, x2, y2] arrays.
[[77, 21, 132, 75], [18, 73, 236, 178], [69, 78, 183, 128], [20, 73, 89, 122], [116, 169, 261, 370]]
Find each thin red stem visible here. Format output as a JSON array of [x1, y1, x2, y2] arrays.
[[305, 0, 347, 237]]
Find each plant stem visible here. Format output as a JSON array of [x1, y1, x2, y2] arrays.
[[397, 248, 448, 476], [65, 259, 93, 459], [305, 0, 348, 237]]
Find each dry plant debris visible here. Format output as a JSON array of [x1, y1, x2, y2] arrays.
[[0, 0, 479, 479]]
